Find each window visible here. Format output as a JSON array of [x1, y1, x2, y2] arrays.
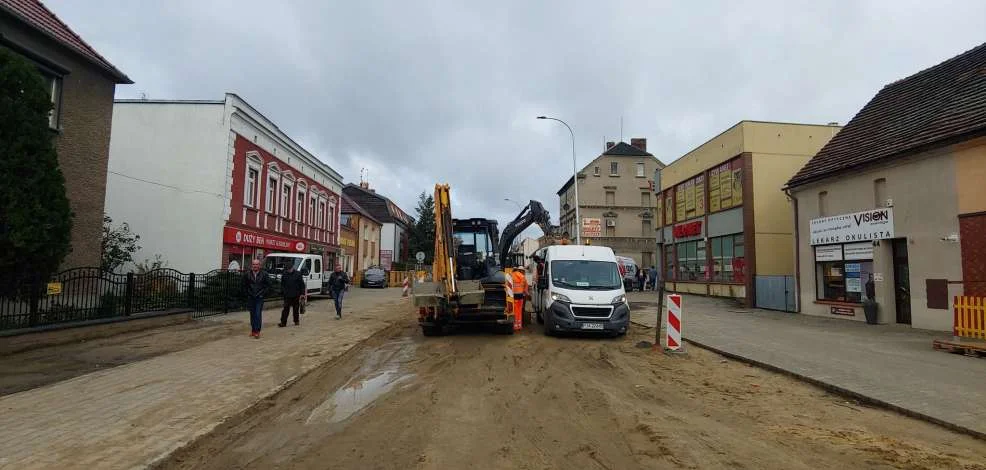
[[874, 178, 887, 208], [641, 219, 652, 237], [605, 191, 616, 206], [675, 240, 706, 281], [314, 259, 321, 274], [301, 259, 312, 274], [636, 162, 645, 177], [245, 168, 259, 208], [281, 184, 292, 218], [328, 204, 335, 230], [318, 200, 326, 228], [641, 192, 651, 207], [594, 166, 600, 176], [610, 162, 619, 175], [266, 175, 278, 213], [674, 174, 705, 222], [295, 191, 304, 221], [710, 234, 745, 283], [818, 191, 828, 217], [340, 214, 351, 226], [665, 245, 675, 281], [815, 242, 875, 303], [605, 222, 615, 237], [309, 196, 316, 225], [41, 72, 62, 129]]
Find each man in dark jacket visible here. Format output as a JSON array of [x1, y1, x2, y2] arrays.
[[278, 261, 306, 327], [327, 264, 350, 319], [242, 259, 271, 338]]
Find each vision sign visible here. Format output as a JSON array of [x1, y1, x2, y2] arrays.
[[223, 226, 307, 252], [809, 208, 894, 246]]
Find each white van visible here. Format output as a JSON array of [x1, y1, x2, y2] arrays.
[[263, 253, 326, 295], [530, 245, 630, 336]]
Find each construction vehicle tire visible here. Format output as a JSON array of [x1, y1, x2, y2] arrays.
[[421, 325, 443, 337]]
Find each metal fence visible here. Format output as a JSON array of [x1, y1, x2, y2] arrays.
[[0, 268, 283, 331]]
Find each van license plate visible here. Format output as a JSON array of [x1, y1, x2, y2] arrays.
[[581, 323, 604, 330]]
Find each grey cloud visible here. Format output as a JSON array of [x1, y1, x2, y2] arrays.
[[48, 0, 986, 236]]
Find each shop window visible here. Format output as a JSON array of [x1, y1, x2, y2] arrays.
[[814, 243, 875, 303], [610, 162, 619, 175], [606, 191, 615, 206], [676, 240, 706, 281], [636, 162, 645, 177], [665, 245, 674, 281], [710, 234, 745, 283], [874, 178, 887, 208]]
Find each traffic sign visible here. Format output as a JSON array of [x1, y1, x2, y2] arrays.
[[416, 251, 426, 263]]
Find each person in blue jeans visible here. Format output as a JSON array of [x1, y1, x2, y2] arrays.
[[327, 264, 351, 319], [242, 259, 271, 338]]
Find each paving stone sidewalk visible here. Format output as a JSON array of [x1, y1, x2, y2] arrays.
[[628, 291, 986, 438], [0, 288, 408, 470]]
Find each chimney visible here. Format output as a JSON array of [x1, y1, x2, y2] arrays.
[[630, 138, 647, 152], [606, 141, 616, 151]]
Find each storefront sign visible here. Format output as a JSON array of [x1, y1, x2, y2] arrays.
[[844, 242, 873, 260], [582, 218, 602, 237], [223, 226, 306, 253], [814, 245, 843, 262], [810, 208, 894, 245], [830, 306, 856, 316], [673, 220, 703, 239]]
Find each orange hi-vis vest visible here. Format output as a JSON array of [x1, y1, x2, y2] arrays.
[[511, 270, 527, 295]]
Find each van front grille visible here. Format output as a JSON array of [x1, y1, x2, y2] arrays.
[[571, 306, 611, 318]]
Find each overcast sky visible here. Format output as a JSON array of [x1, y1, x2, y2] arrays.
[[48, 0, 986, 240]]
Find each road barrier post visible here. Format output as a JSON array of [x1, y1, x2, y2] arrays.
[[666, 294, 682, 351]]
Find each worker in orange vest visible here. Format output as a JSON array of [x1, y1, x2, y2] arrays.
[[511, 265, 529, 325]]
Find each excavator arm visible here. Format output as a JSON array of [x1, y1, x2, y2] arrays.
[[497, 200, 554, 268], [433, 184, 456, 297]]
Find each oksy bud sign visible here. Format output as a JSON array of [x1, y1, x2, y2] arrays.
[[809, 208, 895, 245]]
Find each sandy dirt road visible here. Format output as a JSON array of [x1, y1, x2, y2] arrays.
[[158, 316, 986, 470]]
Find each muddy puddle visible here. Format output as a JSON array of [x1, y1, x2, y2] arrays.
[[305, 336, 417, 426]]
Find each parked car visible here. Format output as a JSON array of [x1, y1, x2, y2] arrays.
[[263, 253, 326, 294], [615, 256, 638, 292], [361, 266, 387, 288]]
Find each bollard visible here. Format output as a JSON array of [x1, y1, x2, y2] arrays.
[[665, 294, 683, 352], [402, 277, 409, 297]]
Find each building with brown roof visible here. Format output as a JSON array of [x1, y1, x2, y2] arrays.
[[342, 182, 413, 269], [340, 194, 382, 276], [1, 0, 131, 268], [786, 42, 986, 330]]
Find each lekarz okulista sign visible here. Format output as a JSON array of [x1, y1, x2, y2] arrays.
[[809, 208, 894, 246], [223, 226, 307, 252]]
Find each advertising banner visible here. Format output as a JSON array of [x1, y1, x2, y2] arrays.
[[809, 208, 895, 245], [223, 226, 307, 253]]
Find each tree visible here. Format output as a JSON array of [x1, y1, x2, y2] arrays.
[[408, 191, 435, 263], [101, 215, 141, 272], [0, 48, 72, 292]]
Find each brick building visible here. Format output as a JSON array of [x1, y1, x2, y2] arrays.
[[340, 194, 382, 275], [786, 42, 986, 330], [1, 0, 131, 268], [105, 94, 343, 274]]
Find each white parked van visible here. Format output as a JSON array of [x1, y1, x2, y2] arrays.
[[263, 253, 326, 295], [530, 245, 630, 336]]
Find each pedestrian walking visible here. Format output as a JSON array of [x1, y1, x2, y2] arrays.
[[278, 261, 306, 327], [648, 265, 658, 291], [636, 268, 646, 292], [242, 259, 271, 338], [327, 264, 351, 319]]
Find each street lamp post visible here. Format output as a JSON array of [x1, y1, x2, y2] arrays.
[[503, 198, 523, 211], [537, 116, 580, 244]]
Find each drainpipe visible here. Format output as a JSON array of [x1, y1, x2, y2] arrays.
[[784, 188, 800, 312]]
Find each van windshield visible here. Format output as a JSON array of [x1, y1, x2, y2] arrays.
[[264, 256, 301, 274], [550, 260, 622, 290]]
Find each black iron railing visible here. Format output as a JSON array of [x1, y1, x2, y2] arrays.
[[0, 268, 284, 331]]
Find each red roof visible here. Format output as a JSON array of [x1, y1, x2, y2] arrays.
[[0, 0, 131, 83]]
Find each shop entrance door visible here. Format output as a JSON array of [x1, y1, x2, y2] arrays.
[[892, 238, 911, 325]]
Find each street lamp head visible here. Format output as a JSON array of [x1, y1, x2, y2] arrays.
[[536, 116, 547, 119]]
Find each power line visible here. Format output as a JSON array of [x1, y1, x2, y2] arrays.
[[107, 170, 224, 198]]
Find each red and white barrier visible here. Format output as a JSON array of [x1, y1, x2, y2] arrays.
[[666, 294, 682, 350], [402, 277, 409, 297]]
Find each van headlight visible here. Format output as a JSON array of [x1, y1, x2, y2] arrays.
[[551, 292, 571, 303], [611, 294, 626, 305]]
